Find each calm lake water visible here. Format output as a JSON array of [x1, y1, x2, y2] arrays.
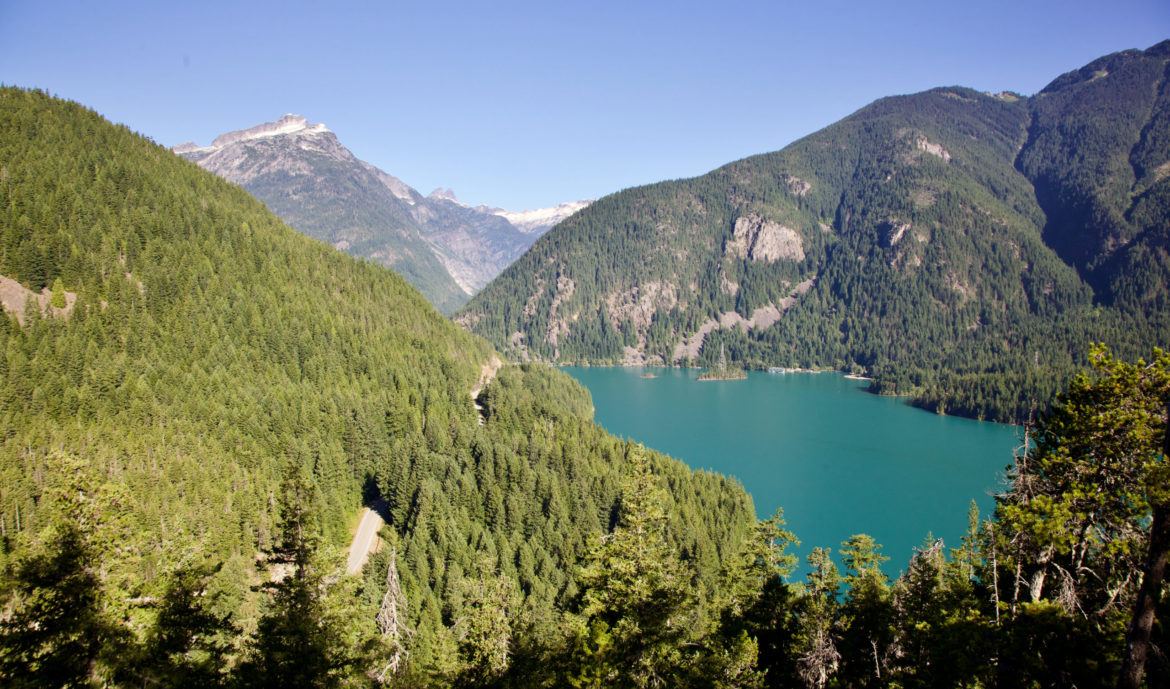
[[560, 366, 1021, 577]]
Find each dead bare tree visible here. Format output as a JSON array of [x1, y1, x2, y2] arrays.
[[375, 547, 414, 683]]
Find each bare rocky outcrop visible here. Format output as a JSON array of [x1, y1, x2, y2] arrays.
[[524, 277, 546, 318], [896, 129, 952, 166], [719, 269, 739, 296], [471, 354, 504, 424], [603, 281, 679, 333], [784, 175, 812, 196], [726, 214, 805, 263], [916, 136, 952, 161], [778, 277, 816, 310], [1, 274, 77, 325], [507, 331, 532, 362], [672, 318, 721, 362], [670, 277, 816, 362], [621, 346, 647, 366], [545, 272, 576, 349], [748, 303, 784, 330], [880, 220, 913, 247]]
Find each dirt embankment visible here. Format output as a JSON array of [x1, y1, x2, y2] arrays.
[[472, 354, 504, 425], [0, 274, 78, 324]]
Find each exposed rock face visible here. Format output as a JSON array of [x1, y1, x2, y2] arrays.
[[0, 274, 76, 325], [784, 175, 812, 196], [916, 136, 952, 161], [669, 278, 815, 362], [727, 214, 805, 262], [881, 220, 913, 247], [176, 115, 585, 311], [604, 281, 679, 333], [178, 115, 351, 185], [544, 272, 577, 352]]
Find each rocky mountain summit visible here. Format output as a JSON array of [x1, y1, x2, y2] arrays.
[[176, 116, 590, 312]]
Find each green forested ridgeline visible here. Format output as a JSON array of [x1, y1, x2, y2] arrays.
[[1, 88, 1169, 689], [458, 41, 1170, 424], [0, 88, 756, 684], [4, 343, 1169, 688]]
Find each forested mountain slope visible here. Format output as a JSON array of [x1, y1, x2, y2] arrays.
[[458, 41, 1170, 423], [0, 88, 754, 681], [3, 87, 1168, 689]]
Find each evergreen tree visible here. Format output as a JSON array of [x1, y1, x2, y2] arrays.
[[132, 564, 237, 687], [993, 345, 1170, 684], [237, 466, 370, 688], [569, 447, 695, 688], [49, 277, 66, 309], [0, 455, 128, 688], [452, 556, 517, 687], [717, 511, 800, 689], [835, 534, 892, 688], [794, 548, 840, 689]]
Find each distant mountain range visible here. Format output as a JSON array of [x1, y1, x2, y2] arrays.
[[458, 40, 1170, 423], [175, 116, 590, 313]]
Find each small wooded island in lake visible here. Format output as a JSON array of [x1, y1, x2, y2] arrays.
[[697, 367, 747, 381], [697, 343, 748, 380]]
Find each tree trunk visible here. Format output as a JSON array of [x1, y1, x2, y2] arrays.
[[1116, 401, 1170, 689]]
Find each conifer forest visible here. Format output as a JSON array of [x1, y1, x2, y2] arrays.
[[2, 40, 1170, 689]]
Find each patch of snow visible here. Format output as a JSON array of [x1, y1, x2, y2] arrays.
[[176, 114, 331, 154], [493, 200, 593, 234]]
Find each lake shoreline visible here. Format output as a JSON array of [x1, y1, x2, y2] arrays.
[[559, 365, 1021, 578]]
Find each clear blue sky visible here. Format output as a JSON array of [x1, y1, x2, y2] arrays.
[[2, 0, 1167, 210]]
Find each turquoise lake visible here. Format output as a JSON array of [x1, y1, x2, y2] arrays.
[[560, 366, 1021, 577]]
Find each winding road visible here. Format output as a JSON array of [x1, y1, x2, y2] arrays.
[[345, 355, 504, 575], [346, 501, 386, 575]]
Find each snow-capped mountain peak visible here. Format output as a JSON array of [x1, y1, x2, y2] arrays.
[[491, 199, 593, 235], [174, 114, 330, 154]]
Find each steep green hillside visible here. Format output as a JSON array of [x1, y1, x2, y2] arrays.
[[0, 88, 754, 681], [2, 87, 1167, 689], [1018, 41, 1170, 310], [458, 42, 1170, 423]]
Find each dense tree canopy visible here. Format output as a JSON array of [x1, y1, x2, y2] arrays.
[[0, 87, 755, 686], [1, 73, 1168, 687]]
